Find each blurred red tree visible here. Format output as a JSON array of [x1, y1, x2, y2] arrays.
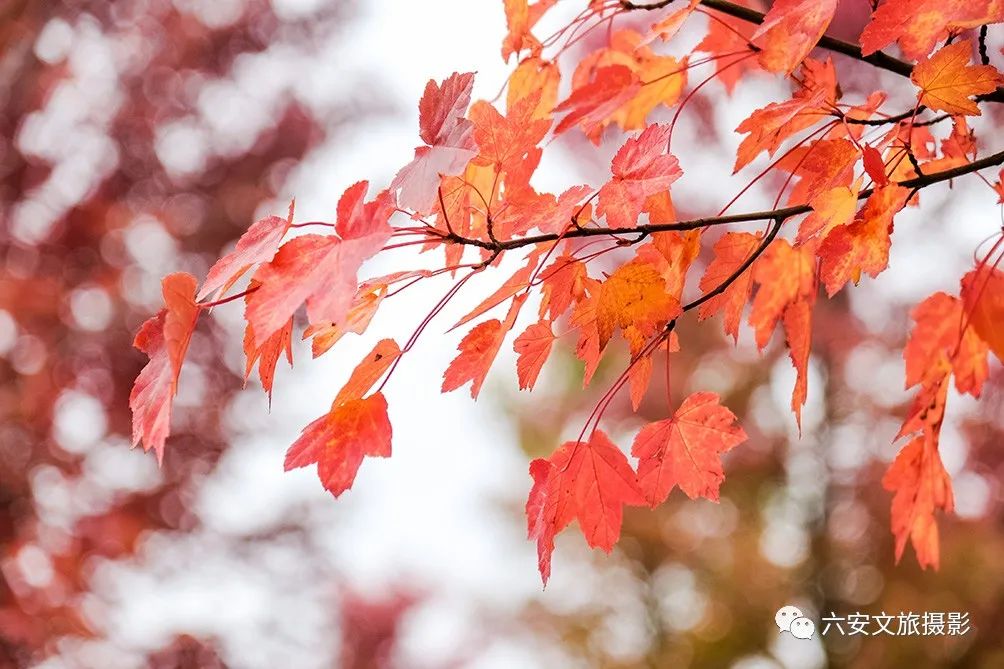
[[0, 0, 354, 665]]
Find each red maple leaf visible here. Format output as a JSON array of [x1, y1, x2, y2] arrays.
[[538, 255, 587, 320], [862, 145, 889, 186], [245, 182, 392, 346], [554, 65, 641, 142], [469, 92, 550, 190], [198, 200, 294, 301], [242, 309, 293, 403], [597, 123, 682, 229], [443, 295, 527, 398], [526, 430, 645, 584], [631, 392, 747, 505], [392, 72, 478, 213], [129, 273, 201, 464]]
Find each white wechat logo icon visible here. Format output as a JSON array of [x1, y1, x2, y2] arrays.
[[775, 605, 814, 640], [790, 617, 815, 640]]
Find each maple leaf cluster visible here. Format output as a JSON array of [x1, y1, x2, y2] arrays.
[[132, 0, 1004, 582]]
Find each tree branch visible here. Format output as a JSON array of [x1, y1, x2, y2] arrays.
[[437, 148, 1004, 252], [621, 0, 1004, 103], [844, 107, 951, 127]]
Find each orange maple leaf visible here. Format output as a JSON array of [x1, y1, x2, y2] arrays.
[[905, 291, 990, 397], [818, 185, 909, 296], [631, 392, 748, 505], [749, 238, 818, 424], [649, 0, 701, 43], [453, 250, 542, 329], [284, 393, 393, 498], [570, 281, 604, 387], [508, 57, 560, 119], [306, 272, 425, 359], [514, 320, 555, 390], [749, 239, 815, 349], [443, 295, 527, 398], [775, 138, 859, 205], [695, 9, 760, 94], [334, 339, 401, 406], [752, 0, 838, 74], [783, 297, 814, 429], [501, 0, 556, 63], [734, 89, 828, 172], [129, 272, 200, 464], [698, 231, 761, 341], [961, 266, 1004, 363], [637, 229, 701, 301], [797, 182, 859, 244], [911, 40, 1003, 116], [595, 260, 681, 350], [526, 430, 646, 584], [883, 435, 954, 570], [861, 0, 1004, 60]]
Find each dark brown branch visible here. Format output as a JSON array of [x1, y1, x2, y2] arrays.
[[438, 148, 1004, 252], [845, 107, 951, 127], [619, 0, 676, 9], [622, 0, 1004, 103]]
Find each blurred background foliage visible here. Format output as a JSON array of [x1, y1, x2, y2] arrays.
[[0, 0, 355, 665], [0, 1, 1003, 668], [507, 300, 1004, 668]]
